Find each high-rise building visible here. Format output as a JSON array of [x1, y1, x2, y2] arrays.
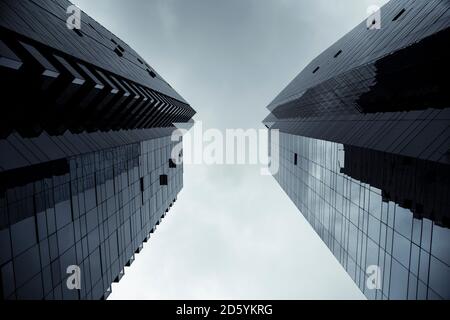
[[0, 0, 195, 299], [264, 0, 449, 300]]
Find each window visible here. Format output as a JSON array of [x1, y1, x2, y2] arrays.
[[137, 58, 143, 64], [114, 47, 123, 57], [394, 205, 412, 239], [111, 39, 125, 57], [393, 232, 411, 268], [389, 259, 408, 299], [159, 175, 168, 186], [392, 9, 406, 21], [73, 29, 83, 37], [294, 153, 298, 166], [334, 50, 342, 58], [169, 159, 177, 168], [147, 69, 156, 78], [140, 177, 144, 193], [117, 45, 125, 53], [312, 66, 320, 74], [428, 256, 450, 299]]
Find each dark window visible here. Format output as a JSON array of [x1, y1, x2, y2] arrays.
[[111, 38, 125, 55], [312, 66, 320, 74], [334, 50, 342, 58], [393, 9, 406, 21], [114, 47, 123, 57], [140, 177, 144, 192], [169, 159, 177, 168], [137, 58, 143, 64], [147, 69, 156, 78], [159, 175, 168, 186], [294, 153, 298, 166], [73, 29, 83, 37]]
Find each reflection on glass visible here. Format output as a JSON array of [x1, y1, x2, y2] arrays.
[[274, 133, 450, 300], [0, 137, 181, 299]]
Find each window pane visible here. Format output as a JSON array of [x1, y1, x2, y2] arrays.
[[394, 205, 412, 239], [390, 259, 408, 300], [393, 232, 411, 268], [429, 256, 450, 299], [431, 224, 450, 266]]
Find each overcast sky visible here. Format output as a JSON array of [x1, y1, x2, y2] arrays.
[[73, 0, 389, 300]]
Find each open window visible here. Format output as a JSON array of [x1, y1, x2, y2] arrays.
[[113, 47, 123, 57], [334, 50, 342, 58], [140, 177, 145, 204], [147, 68, 156, 78], [73, 29, 83, 37], [140, 177, 144, 192], [160, 174, 168, 186], [392, 9, 406, 21]]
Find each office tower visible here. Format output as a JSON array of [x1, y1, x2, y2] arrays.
[[264, 0, 449, 300], [0, 0, 195, 299]]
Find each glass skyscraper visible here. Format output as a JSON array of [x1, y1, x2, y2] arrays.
[[264, 0, 449, 300], [0, 0, 195, 299]]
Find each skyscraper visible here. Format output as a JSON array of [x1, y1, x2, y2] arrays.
[[264, 0, 449, 300], [0, 0, 195, 299]]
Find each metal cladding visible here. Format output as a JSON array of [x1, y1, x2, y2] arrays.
[[0, 0, 196, 140], [265, 0, 449, 165]]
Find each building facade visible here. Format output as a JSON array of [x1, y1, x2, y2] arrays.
[[265, 0, 449, 300], [0, 0, 195, 299]]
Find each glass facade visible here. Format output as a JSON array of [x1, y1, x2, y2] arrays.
[[272, 132, 450, 300], [0, 136, 183, 300], [0, 0, 195, 300]]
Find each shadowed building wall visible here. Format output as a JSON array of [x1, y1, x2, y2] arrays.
[[0, 0, 195, 299], [264, 0, 450, 300]]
